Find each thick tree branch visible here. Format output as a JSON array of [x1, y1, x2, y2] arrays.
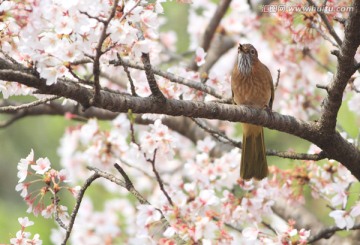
[[318, 0, 360, 133], [2, 66, 360, 179], [0, 100, 324, 161]]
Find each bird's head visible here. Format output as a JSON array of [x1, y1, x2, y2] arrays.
[[237, 43, 258, 76]]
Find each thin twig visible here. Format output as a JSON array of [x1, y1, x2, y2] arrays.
[[67, 65, 88, 84], [110, 58, 224, 99], [303, 47, 333, 72], [90, 0, 120, 105], [61, 173, 100, 245], [274, 69, 281, 91], [119, 0, 141, 23], [113, 163, 150, 204], [266, 149, 326, 161], [0, 113, 26, 128], [0, 96, 59, 112], [141, 53, 167, 102], [119, 157, 158, 182], [53, 195, 67, 230], [192, 118, 241, 147], [189, 0, 233, 70], [306, 0, 342, 46], [316, 84, 329, 92], [261, 221, 277, 235], [310, 22, 339, 48], [117, 54, 138, 96], [192, 118, 326, 161], [333, 16, 346, 26], [77, 57, 224, 99], [148, 149, 174, 206], [307, 223, 360, 243], [213, 217, 242, 233], [201, 0, 232, 52]]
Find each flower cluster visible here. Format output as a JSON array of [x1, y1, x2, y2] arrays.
[[9, 217, 42, 245], [15, 149, 79, 219]]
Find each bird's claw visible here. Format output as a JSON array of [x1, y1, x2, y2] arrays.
[[263, 105, 274, 120]]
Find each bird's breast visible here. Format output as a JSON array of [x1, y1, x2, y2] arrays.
[[231, 65, 272, 108]]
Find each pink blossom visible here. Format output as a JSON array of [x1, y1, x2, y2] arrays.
[[329, 210, 355, 230], [196, 137, 216, 153], [141, 10, 159, 29], [199, 189, 219, 206], [350, 202, 360, 218], [31, 157, 51, 174], [136, 205, 162, 226], [330, 182, 348, 208], [132, 39, 151, 58], [68, 185, 81, 197], [41, 204, 55, 219], [18, 217, 34, 228], [195, 47, 206, 66], [17, 149, 34, 183], [242, 226, 259, 241], [28, 233, 42, 245], [194, 217, 217, 241], [15, 182, 29, 198], [10, 230, 29, 245]]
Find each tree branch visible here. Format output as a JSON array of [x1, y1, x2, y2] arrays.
[[92, 165, 185, 244], [62, 173, 100, 245], [0, 96, 59, 112], [189, 0, 233, 70], [308, 223, 360, 244], [306, 0, 343, 46], [141, 53, 167, 102], [317, 0, 360, 133], [88, 0, 120, 105], [111, 58, 224, 99], [113, 163, 150, 205], [2, 65, 360, 179], [148, 150, 174, 206]]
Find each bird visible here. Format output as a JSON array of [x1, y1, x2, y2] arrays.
[[231, 43, 274, 180]]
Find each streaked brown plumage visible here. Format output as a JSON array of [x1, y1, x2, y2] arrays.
[[231, 43, 274, 180]]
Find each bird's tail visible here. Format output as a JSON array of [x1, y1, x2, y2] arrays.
[[240, 123, 268, 180]]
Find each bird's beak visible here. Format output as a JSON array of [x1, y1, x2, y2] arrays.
[[238, 43, 243, 53]]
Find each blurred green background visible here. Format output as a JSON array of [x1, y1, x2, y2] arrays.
[[1, 1, 360, 244]]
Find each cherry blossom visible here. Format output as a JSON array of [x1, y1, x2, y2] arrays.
[[242, 226, 259, 241], [136, 205, 162, 226], [195, 47, 207, 66], [10, 217, 42, 245], [18, 217, 34, 228], [17, 149, 34, 182], [31, 157, 51, 175], [329, 210, 355, 230]]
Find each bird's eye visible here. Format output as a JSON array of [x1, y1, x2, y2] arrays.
[[250, 49, 256, 55]]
